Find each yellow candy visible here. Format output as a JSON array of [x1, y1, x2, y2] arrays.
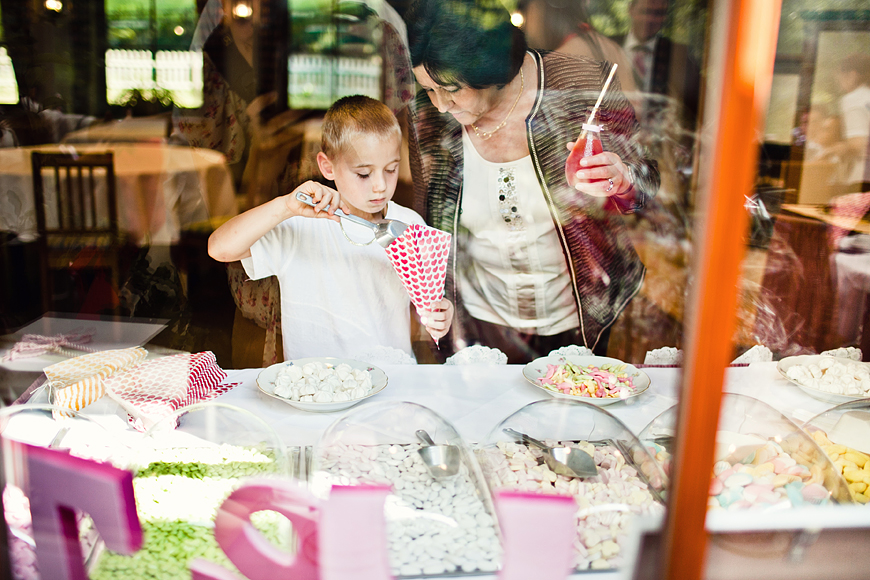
[[856, 494, 870, 505], [844, 469, 864, 483], [834, 459, 857, 473], [849, 482, 868, 494], [812, 430, 831, 445], [826, 444, 848, 455], [844, 452, 869, 468]]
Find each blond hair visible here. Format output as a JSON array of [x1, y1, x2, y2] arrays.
[[321, 95, 401, 158]]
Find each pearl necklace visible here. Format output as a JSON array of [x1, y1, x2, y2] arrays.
[[470, 68, 524, 141]]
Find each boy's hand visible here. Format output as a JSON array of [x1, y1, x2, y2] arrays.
[[421, 299, 454, 341], [288, 181, 350, 222]]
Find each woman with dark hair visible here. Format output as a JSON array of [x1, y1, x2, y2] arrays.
[[406, 0, 659, 363]]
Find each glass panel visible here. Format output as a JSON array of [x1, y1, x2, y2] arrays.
[[0, 0, 868, 577]]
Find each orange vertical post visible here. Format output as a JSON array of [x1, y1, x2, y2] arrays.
[[660, 1, 782, 579]]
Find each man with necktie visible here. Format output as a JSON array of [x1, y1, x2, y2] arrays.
[[614, 0, 702, 132]]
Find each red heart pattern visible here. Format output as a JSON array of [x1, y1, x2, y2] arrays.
[[385, 224, 451, 316]]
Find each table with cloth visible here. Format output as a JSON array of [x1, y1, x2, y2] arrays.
[[0, 143, 237, 246]]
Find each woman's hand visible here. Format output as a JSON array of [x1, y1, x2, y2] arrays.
[[421, 299, 455, 341], [565, 143, 634, 199], [286, 181, 349, 223]]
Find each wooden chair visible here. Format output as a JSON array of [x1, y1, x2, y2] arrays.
[[31, 151, 122, 313]]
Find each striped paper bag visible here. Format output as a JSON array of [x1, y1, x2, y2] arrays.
[[45, 347, 148, 417]]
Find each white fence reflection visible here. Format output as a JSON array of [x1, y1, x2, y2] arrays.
[[0, 47, 19, 105], [105, 49, 381, 110]]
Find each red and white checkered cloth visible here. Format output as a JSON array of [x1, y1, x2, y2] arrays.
[[104, 351, 238, 431], [828, 192, 870, 248]]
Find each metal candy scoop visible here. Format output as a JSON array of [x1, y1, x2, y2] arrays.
[[503, 428, 598, 478], [296, 191, 409, 248], [416, 429, 461, 480]]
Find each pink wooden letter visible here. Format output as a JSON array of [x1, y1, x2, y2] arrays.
[[191, 478, 320, 580], [24, 442, 142, 580], [319, 485, 392, 580], [494, 490, 576, 580]]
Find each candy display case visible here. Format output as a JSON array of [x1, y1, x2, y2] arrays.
[[308, 401, 501, 577], [638, 393, 852, 511], [0, 404, 130, 580], [800, 400, 870, 505], [475, 398, 667, 572], [87, 402, 294, 580]]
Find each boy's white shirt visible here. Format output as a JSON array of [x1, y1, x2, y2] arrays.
[[242, 200, 425, 361]]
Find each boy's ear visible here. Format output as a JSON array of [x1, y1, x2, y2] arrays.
[[316, 152, 336, 180]]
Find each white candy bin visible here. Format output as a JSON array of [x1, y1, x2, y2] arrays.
[[309, 400, 501, 577]]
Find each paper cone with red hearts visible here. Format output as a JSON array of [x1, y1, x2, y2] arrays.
[[385, 224, 451, 342]]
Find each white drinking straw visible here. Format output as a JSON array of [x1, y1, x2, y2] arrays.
[[580, 63, 618, 139]]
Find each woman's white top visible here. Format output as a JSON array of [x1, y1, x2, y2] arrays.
[[458, 126, 579, 335]]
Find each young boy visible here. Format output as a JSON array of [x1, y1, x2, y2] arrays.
[[209, 95, 453, 361]]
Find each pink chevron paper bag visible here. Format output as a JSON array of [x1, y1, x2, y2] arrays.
[[385, 224, 450, 340], [104, 351, 237, 431]]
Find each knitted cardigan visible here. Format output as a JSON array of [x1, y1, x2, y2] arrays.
[[408, 50, 660, 351]]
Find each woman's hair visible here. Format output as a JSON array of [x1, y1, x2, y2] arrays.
[[406, 0, 528, 89], [321, 95, 401, 158]]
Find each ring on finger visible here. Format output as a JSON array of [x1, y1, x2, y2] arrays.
[[606, 178, 614, 192]]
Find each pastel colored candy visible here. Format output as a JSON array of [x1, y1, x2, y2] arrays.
[[724, 473, 753, 488]]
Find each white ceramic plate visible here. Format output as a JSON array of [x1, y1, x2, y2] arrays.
[[522, 355, 650, 407], [256, 357, 388, 413], [776, 355, 870, 405]]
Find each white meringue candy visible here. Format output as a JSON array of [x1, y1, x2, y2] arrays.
[[313, 391, 334, 403], [301, 362, 319, 376], [333, 391, 351, 402], [300, 394, 315, 402], [350, 386, 369, 400], [274, 384, 293, 398], [302, 384, 317, 396], [284, 365, 304, 381]]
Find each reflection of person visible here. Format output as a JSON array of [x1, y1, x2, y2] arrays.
[[835, 53, 870, 192], [406, 0, 659, 362], [176, 0, 309, 207], [208, 96, 454, 360], [614, 0, 701, 129], [519, 0, 636, 93], [176, 0, 313, 367]]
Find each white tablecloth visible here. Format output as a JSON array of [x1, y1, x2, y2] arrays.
[[0, 143, 236, 245], [174, 362, 839, 447]]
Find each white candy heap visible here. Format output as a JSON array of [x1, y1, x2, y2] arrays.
[[315, 443, 501, 576], [785, 358, 870, 397], [274, 362, 373, 403], [480, 440, 665, 571]]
